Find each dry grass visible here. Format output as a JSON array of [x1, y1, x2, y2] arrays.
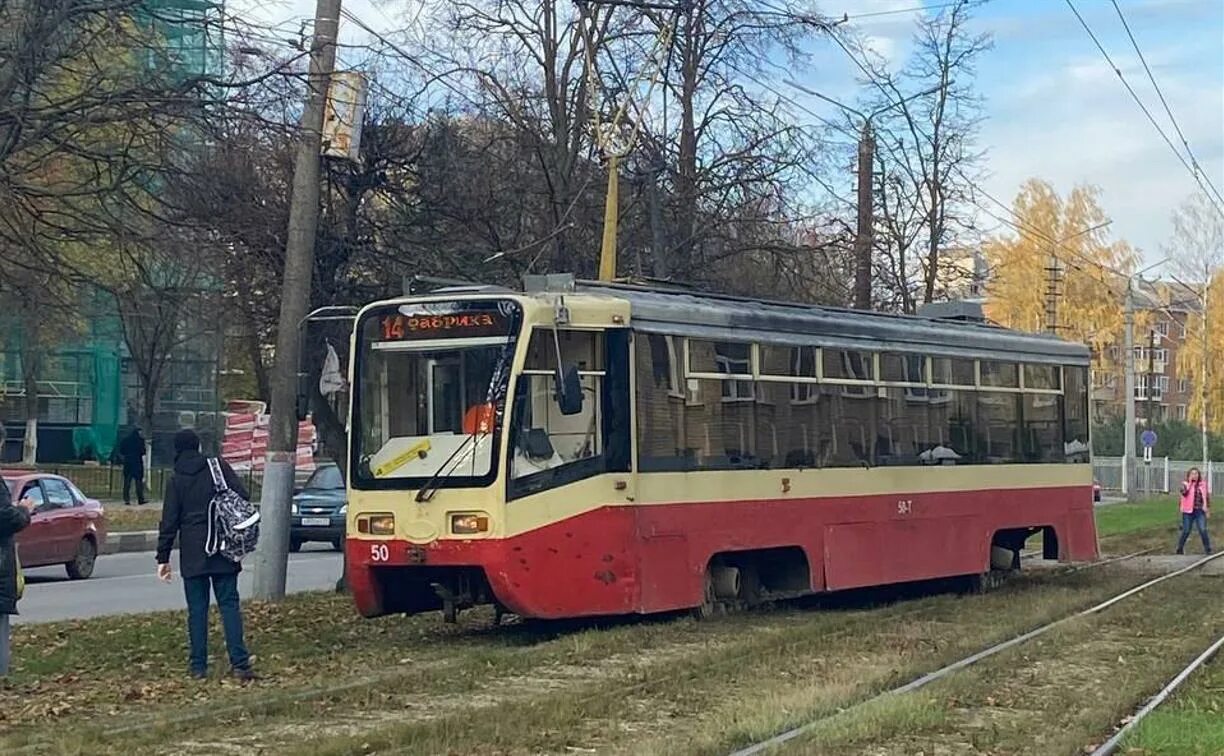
[[2, 510, 1195, 755], [775, 573, 1224, 755], [103, 506, 163, 533]]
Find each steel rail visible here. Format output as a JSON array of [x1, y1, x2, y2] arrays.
[[729, 550, 1224, 756], [1090, 632, 1224, 756]]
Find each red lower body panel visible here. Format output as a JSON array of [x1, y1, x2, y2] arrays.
[[347, 486, 1098, 619]]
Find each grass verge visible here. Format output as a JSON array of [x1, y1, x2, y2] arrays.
[[1096, 498, 1179, 537], [104, 507, 164, 533], [1121, 651, 1224, 755], [775, 571, 1224, 755], [1, 506, 1191, 754]]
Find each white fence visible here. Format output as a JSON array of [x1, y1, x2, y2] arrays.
[[1093, 457, 1220, 497]]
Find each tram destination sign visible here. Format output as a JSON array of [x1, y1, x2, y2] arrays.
[[379, 306, 512, 341]]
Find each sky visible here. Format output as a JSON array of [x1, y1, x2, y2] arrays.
[[230, 0, 1224, 268]]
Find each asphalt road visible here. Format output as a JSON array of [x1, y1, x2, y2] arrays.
[[15, 546, 343, 625]]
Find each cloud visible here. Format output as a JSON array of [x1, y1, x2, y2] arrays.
[[979, 43, 1223, 261]]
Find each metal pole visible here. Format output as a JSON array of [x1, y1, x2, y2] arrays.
[[1148, 328, 1156, 426], [251, 0, 341, 601], [1124, 280, 1137, 501], [1203, 280, 1210, 469]]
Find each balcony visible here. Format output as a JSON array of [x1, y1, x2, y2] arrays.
[[1133, 357, 1166, 374]]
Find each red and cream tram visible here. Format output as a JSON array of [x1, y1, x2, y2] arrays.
[[344, 279, 1097, 621]]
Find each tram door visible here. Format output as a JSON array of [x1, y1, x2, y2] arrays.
[[427, 357, 463, 433]]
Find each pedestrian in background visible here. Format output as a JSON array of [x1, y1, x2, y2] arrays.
[[0, 479, 35, 677], [1176, 467, 1211, 555], [155, 429, 255, 681], [119, 427, 148, 506]]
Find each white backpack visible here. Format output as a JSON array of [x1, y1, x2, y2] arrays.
[[203, 458, 260, 562]]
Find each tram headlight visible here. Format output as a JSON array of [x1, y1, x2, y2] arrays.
[[357, 513, 395, 535], [451, 513, 490, 535]]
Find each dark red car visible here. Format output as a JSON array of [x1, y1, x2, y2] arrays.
[[2, 471, 107, 579]]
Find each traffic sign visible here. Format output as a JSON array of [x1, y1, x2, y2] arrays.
[[1140, 429, 1157, 448]]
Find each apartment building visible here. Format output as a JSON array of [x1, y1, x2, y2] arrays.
[[1090, 280, 1202, 425]]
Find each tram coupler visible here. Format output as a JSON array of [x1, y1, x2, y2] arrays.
[[431, 582, 472, 624]]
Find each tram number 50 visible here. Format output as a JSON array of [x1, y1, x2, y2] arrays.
[[370, 544, 391, 562], [897, 500, 913, 515]]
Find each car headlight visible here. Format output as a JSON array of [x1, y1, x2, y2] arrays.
[[338, 504, 347, 516], [291, 502, 299, 515]]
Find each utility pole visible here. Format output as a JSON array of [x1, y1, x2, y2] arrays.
[[1147, 328, 1157, 427], [1044, 252, 1063, 334], [780, 79, 941, 311], [853, 120, 875, 310], [252, 0, 341, 601], [1202, 281, 1210, 470], [1124, 280, 1137, 501]]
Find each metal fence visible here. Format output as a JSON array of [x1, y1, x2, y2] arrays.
[[26, 463, 316, 502], [1093, 457, 1220, 498]]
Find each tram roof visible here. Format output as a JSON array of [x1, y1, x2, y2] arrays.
[[575, 281, 1089, 366]]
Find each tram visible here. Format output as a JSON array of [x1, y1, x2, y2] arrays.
[[344, 277, 1097, 621]]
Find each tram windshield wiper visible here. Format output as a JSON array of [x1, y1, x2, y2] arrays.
[[414, 430, 485, 502]]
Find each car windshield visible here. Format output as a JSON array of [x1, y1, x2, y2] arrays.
[[304, 466, 345, 490], [352, 300, 521, 488]]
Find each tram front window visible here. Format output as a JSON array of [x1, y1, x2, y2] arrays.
[[353, 302, 519, 487]]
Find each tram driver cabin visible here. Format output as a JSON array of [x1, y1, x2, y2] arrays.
[[344, 279, 1097, 622]]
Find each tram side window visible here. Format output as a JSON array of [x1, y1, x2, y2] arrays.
[[636, 334, 691, 472], [977, 392, 1021, 463], [1021, 393, 1063, 462], [821, 384, 876, 466], [1063, 366, 1090, 462], [877, 387, 924, 465], [756, 345, 828, 469], [509, 329, 629, 498], [932, 388, 980, 464], [754, 380, 829, 469]]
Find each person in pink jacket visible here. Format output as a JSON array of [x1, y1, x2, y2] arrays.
[[1176, 467, 1211, 555]]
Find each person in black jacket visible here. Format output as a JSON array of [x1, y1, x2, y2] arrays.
[[0, 479, 34, 676], [119, 427, 148, 506], [156, 429, 255, 681]]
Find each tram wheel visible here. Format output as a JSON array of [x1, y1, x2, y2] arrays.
[[693, 570, 722, 620]]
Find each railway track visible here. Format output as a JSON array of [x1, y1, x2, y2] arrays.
[[728, 550, 1224, 756], [1088, 631, 1224, 755], [4, 549, 1160, 755]]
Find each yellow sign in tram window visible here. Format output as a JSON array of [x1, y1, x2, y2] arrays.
[[374, 439, 431, 478]]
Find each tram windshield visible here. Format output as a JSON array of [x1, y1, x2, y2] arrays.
[[352, 300, 521, 487]]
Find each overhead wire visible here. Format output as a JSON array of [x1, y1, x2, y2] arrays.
[[840, 1, 977, 21], [1108, 0, 1224, 209], [1063, 0, 1224, 218]]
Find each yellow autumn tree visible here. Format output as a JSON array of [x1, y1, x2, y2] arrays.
[[984, 179, 1139, 358], [1174, 271, 1224, 436]]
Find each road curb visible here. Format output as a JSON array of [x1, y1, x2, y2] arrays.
[[102, 531, 172, 555]]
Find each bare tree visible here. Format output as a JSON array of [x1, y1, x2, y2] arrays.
[[1165, 193, 1224, 464], [854, 0, 991, 312]]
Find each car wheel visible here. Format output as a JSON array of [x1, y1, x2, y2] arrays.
[[331, 538, 343, 552], [289, 538, 303, 553], [66, 537, 97, 580]]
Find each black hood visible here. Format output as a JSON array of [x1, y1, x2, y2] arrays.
[[174, 450, 208, 476]]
